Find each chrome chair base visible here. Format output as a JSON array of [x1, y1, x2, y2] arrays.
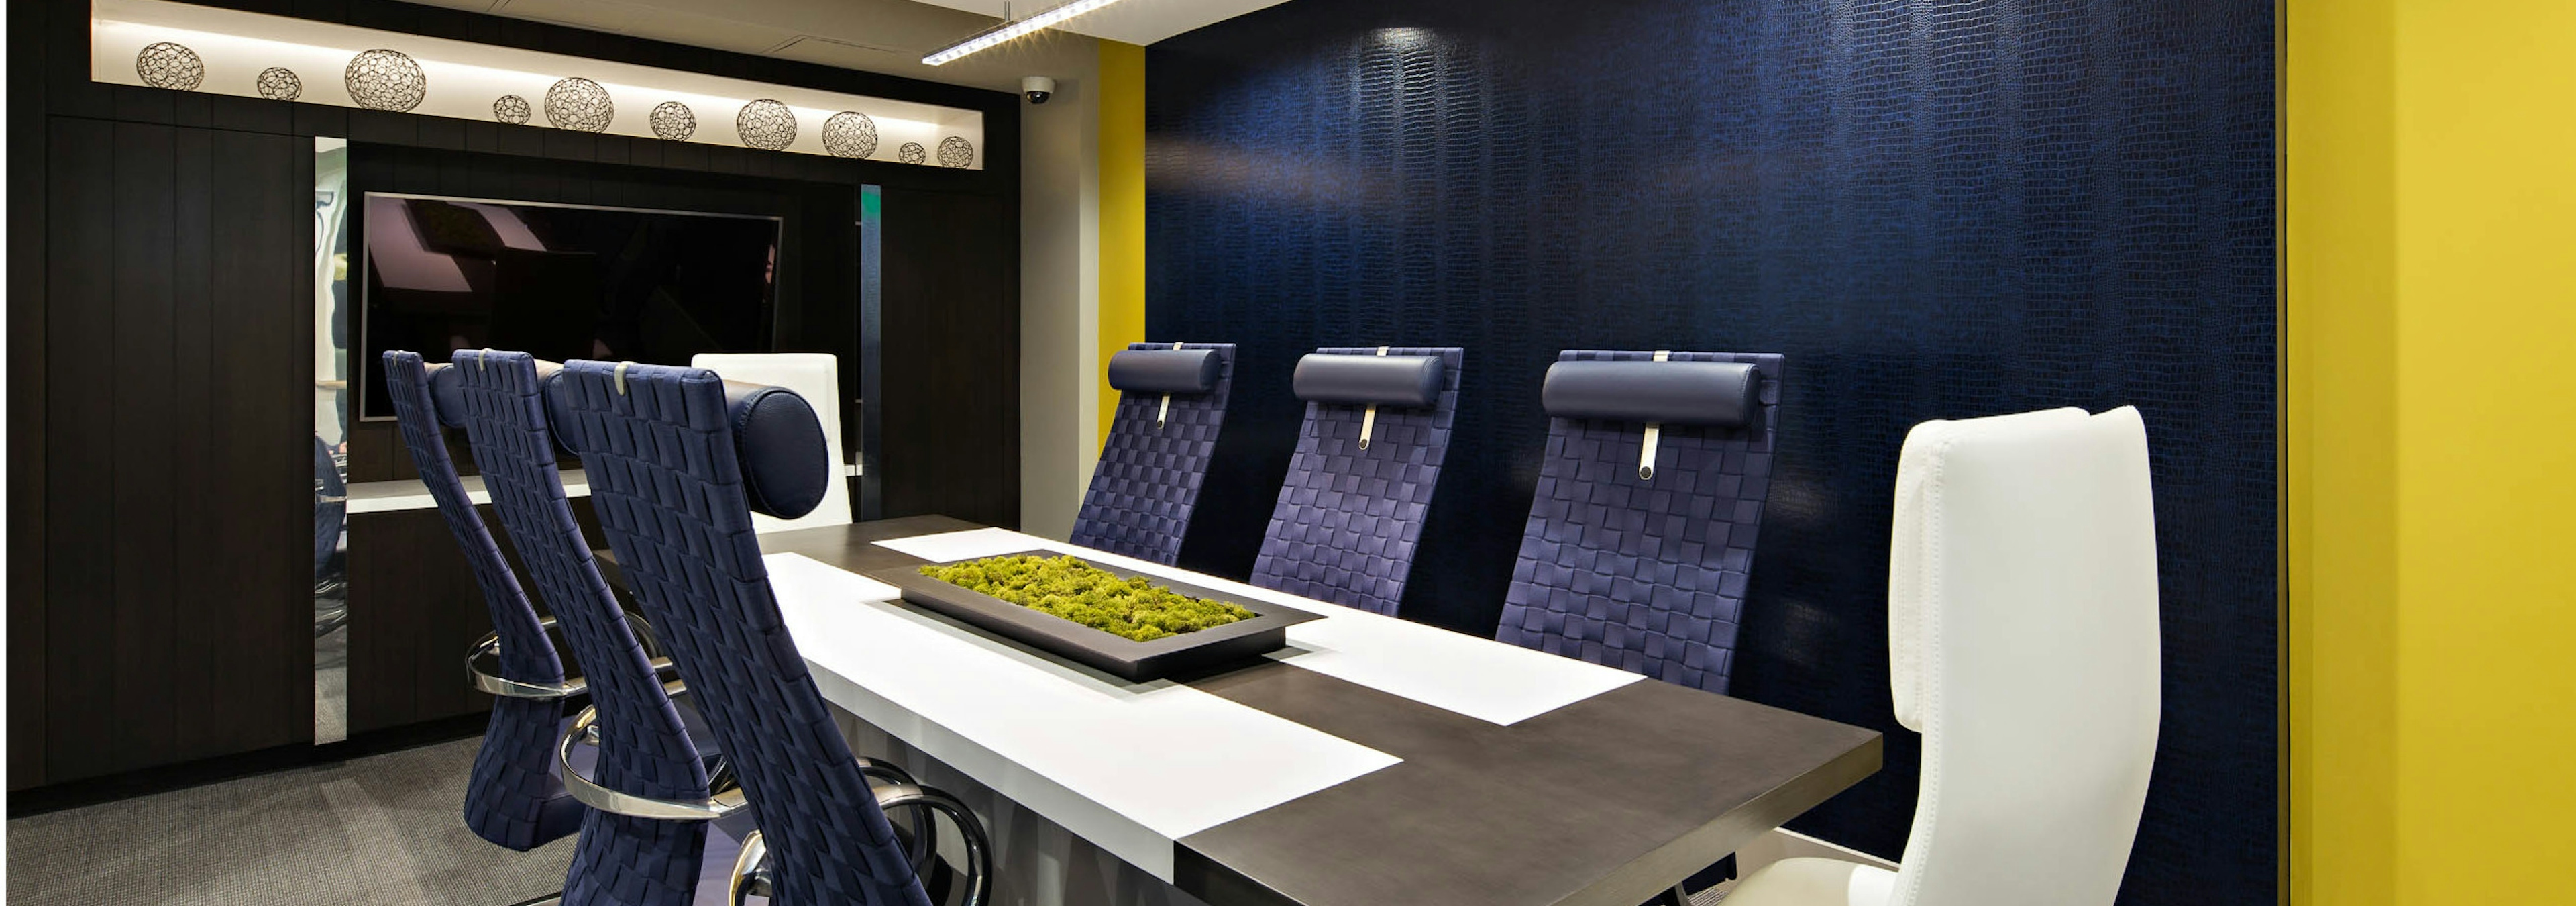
[[558, 711, 983, 906]]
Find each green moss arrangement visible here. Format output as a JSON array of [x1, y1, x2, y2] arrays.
[[920, 554, 1256, 642]]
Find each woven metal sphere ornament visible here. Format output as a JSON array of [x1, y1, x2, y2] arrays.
[[735, 99, 798, 150], [822, 111, 879, 158], [254, 66, 302, 101], [649, 101, 696, 140], [345, 49, 426, 112], [493, 95, 531, 125], [136, 42, 205, 91], [545, 78, 614, 132], [936, 136, 975, 168], [897, 142, 926, 165]]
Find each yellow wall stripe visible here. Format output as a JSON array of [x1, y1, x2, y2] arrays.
[[1097, 40, 1147, 446], [2285, 0, 2398, 901], [2388, 1, 2576, 900], [2288, 1, 2576, 901]]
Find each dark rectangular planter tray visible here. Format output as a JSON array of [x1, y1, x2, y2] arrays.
[[865, 550, 1325, 683]]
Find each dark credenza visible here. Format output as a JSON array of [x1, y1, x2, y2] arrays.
[[342, 495, 607, 736]]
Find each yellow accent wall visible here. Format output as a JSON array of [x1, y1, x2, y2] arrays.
[[1098, 40, 1147, 446], [2285, 0, 2397, 901], [2388, 0, 2576, 901], [2288, 1, 2576, 902]]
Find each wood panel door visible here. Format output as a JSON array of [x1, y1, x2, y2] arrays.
[[28, 117, 313, 786], [878, 187, 1020, 529]]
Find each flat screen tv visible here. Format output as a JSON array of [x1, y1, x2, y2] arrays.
[[358, 192, 782, 420]]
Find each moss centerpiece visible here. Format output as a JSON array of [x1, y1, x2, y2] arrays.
[[918, 554, 1257, 642]]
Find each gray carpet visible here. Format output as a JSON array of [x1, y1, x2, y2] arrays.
[[6, 737, 572, 906]]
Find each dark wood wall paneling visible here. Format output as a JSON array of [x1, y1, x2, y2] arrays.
[[7, 0, 53, 789], [9, 0, 1022, 792], [879, 189, 1021, 523], [32, 105, 313, 787]]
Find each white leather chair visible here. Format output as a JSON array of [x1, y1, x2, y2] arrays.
[[690, 353, 853, 532], [1726, 406, 2161, 906]]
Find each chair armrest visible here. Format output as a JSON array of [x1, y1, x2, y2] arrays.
[[623, 609, 667, 660], [853, 758, 932, 874], [852, 756, 916, 789], [468, 614, 673, 700], [555, 705, 749, 821], [873, 783, 990, 906], [729, 781, 991, 906], [465, 617, 586, 700]]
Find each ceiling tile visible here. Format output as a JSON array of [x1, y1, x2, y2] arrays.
[[906, 0, 1296, 45], [494, 0, 641, 32], [768, 34, 914, 67]]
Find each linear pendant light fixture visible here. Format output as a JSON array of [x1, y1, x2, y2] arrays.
[[923, 0, 1128, 65]]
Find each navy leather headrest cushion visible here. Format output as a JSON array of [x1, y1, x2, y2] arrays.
[[1542, 360, 1761, 427], [723, 381, 830, 519], [1291, 354, 1444, 408], [536, 362, 580, 456], [423, 362, 469, 429], [1106, 348, 1221, 395]]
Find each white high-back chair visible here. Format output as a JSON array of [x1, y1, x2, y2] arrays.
[[690, 353, 853, 532], [1725, 407, 2161, 906]]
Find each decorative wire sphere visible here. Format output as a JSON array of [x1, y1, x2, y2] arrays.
[[345, 49, 426, 112], [545, 77, 614, 132], [735, 99, 798, 150], [822, 111, 879, 158], [936, 136, 975, 168], [136, 42, 205, 91], [649, 101, 696, 141], [493, 95, 531, 125], [897, 142, 926, 165], [254, 66, 302, 101]]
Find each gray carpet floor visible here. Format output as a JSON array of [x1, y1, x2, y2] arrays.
[[6, 738, 572, 906]]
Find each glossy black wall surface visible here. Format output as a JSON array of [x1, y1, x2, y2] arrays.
[[1146, 0, 2275, 901]]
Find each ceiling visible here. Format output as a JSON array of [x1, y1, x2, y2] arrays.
[[400, 0, 1289, 93], [903, 0, 1291, 46]]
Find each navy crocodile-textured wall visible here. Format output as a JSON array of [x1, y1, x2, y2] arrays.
[[1145, 0, 2275, 901]]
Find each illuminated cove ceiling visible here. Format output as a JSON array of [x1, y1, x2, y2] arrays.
[[92, 0, 985, 169]]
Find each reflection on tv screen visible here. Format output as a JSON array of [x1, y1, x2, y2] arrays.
[[357, 193, 780, 419]]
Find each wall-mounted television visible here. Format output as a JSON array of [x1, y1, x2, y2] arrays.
[[357, 192, 782, 420]]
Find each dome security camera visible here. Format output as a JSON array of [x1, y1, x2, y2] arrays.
[[1022, 75, 1055, 105]]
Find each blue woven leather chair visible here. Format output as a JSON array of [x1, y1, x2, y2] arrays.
[[1069, 343, 1236, 564], [549, 360, 989, 906], [381, 350, 584, 853], [314, 434, 349, 636], [451, 350, 729, 906], [1496, 350, 1786, 695], [1251, 346, 1464, 615]]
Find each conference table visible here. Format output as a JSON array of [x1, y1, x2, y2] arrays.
[[645, 515, 1882, 906]]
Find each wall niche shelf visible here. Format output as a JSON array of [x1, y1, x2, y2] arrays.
[[92, 0, 985, 168]]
